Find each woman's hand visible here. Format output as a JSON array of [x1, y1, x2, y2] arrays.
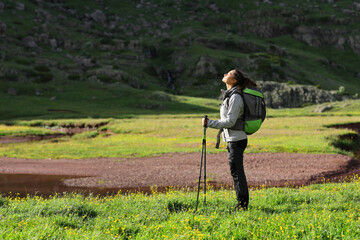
[[202, 117, 208, 127]]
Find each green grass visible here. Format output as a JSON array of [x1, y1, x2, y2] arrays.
[[0, 114, 359, 159], [0, 81, 220, 120], [1, 98, 360, 159], [1, 176, 359, 239], [0, 125, 59, 137]]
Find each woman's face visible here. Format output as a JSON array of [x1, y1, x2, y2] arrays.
[[222, 70, 237, 86]]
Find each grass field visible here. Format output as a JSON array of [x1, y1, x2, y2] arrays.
[[1, 108, 360, 159], [1, 97, 360, 239], [0, 176, 359, 239]]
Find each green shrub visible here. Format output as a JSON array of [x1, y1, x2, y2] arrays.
[[23, 69, 38, 78], [143, 65, 158, 77], [100, 38, 114, 45], [97, 74, 114, 83], [15, 57, 33, 65], [3, 73, 18, 82], [68, 73, 81, 81], [36, 72, 53, 83], [34, 65, 50, 72], [157, 48, 174, 60]]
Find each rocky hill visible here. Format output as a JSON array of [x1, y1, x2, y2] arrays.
[[0, 0, 359, 109]]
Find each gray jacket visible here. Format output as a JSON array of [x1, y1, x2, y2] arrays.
[[207, 88, 247, 142]]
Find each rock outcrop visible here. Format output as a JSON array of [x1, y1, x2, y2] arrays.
[[293, 26, 360, 54], [22, 36, 37, 48], [258, 81, 346, 108], [90, 10, 107, 23]]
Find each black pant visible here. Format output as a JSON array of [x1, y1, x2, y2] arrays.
[[227, 139, 248, 204]]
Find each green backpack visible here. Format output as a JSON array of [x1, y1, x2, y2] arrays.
[[231, 88, 267, 135], [215, 88, 266, 148]]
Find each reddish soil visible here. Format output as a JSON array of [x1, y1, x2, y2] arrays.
[[0, 152, 358, 191]]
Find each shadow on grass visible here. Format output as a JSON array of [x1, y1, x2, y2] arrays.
[[0, 93, 219, 121]]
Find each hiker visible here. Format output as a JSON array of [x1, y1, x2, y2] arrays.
[[202, 69, 258, 212]]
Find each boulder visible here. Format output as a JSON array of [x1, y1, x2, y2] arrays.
[[90, 10, 107, 23], [35, 8, 52, 22], [87, 68, 124, 82], [49, 38, 57, 48], [74, 56, 95, 67], [293, 26, 321, 47], [258, 81, 344, 108], [0, 2, 4, 13], [348, 36, 360, 55], [127, 40, 141, 51], [267, 44, 288, 56], [16, 1, 25, 10], [160, 22, 170, 30], [313, 105, 333, 113], [35, 0, 43, 7], [354, 2, 360, 10], [23, 36, 37, 48], [8, 88, 17, 96]]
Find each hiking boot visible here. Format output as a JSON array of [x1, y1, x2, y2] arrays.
[[234, 195, 249, 212], [233, 202, 247, 212]]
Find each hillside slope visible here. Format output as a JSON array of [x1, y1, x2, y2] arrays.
[[0, 0, 359, 118]]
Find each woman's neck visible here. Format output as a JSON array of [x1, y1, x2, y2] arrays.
[[226, 84, 235, 90]]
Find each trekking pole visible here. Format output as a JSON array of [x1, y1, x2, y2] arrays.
[[203, 117, 207, 206], [195, 115, 208, 213]]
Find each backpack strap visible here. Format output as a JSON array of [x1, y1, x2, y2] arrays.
[[215, 89, 245, 148], [225, 90, 245, 131]]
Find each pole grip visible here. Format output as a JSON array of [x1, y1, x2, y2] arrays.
[[203, 115, 208, 128]]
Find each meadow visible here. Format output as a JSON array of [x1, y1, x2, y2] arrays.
[[0, 98, 360, 239], [0, 176, 359, 239], [1, 109, 360, 159]]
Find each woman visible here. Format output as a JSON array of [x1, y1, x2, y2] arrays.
[[202, 69, 258, 212]]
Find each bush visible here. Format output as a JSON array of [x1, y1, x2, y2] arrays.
[[15, 57, 33, 65], [34, 65, 50, 72], [36, 72, 53, 83], [23, 69, 38, 78], [157, 48, 174, 60], [100, 38, 114, 45], [68, 73, 81, 81], [97, 74, 114, 83], [143, 65, 158, 77], [3, 73, 18, 82]]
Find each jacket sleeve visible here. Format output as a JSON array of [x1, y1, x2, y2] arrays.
[[207, 94, 243, 129]]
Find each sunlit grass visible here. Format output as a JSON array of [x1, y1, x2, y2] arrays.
[[1, 115, 359, 159], [0, 175, 359, 239], [0, 124, 57, 137], [1, 99, 359, 159]]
